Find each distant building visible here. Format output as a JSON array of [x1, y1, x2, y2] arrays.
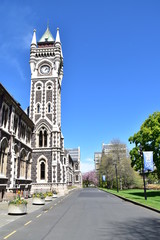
[[66, 147, 82, 187], [94, 152, 102, 173], [0, 83, 34, 201], [94, 143, 127, 173], [102, 143, 127, 159]]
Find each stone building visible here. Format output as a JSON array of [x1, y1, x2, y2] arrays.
[[66, 147, 82, 187], [0, 26, 82, 199], [0, 83, 34, 201], [29, 26, 80, 193]]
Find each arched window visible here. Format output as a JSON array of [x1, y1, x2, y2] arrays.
[[14, 145, 18, 181], [40, 162, 45, 180], [20, 150, 26, 179], [39, 131, 43, 147], [44, 130, 47, 147], [0, 138, 8, 176], [38, 127, 48, 147]]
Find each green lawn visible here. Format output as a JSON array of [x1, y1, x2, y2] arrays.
[[100, 188, 160, 211]]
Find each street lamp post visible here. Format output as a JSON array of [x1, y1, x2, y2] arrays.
[[139, 145, 147, 200]]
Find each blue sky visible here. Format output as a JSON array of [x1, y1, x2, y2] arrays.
[[1, 0, 160, 172]]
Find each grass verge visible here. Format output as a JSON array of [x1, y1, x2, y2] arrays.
[[100, 188, 160, 211]]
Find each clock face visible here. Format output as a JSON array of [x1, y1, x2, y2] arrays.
[[40, 65, 50, 74]]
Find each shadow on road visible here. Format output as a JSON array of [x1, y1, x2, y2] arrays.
[[99, 217, 160, 240]]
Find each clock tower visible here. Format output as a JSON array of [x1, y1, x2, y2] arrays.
[[29, 27, 66, 192]]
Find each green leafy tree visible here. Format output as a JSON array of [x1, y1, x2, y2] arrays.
[[99, 140, 142, 189], [129, 112, 160, 178]]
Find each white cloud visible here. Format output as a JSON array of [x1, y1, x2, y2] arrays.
[[85, 157, 93, 162], [81, 157, 94, 173]]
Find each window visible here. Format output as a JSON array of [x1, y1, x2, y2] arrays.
[[38, 127, 48, 147], [13, 115, 18, 134], [76, 175, 79, 181], [0, 139, 8, 176], [48, 103, 51, 113], [2, 106, 5, 125], [20, 150, 26, 178], [37, 104, 40, 113], [75, 164, 78, 170], [39, 131, 43, 147], [26, 153, 31, 180], [2, 105, 8, 128], [44, 131, 47, 147], [40, 162, 45, 179]]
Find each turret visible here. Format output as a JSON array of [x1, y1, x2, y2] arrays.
[[31, 29, 37, 47], [55, 28, 63, 81], [30, 29, 37, 74]]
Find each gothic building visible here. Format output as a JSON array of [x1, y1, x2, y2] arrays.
[[66, 147, 82, 187], [0, 26, 82, 200], [29, 27, 81, 193], [0, 83, 34, 201]]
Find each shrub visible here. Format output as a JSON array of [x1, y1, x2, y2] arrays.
[[33, 192, 45, 199], [9, 195, 28, 205]]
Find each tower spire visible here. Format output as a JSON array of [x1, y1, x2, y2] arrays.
[[31, 29, 37, 46], [56, 27, 61, 43]]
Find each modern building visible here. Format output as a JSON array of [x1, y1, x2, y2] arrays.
[[94, 143, 127, 173], [0, 83, 34, 201], [102, 143, 127, 159], [94, 152, 102, 173]]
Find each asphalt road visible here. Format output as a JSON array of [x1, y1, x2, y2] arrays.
[[0, 188, 160, 240]]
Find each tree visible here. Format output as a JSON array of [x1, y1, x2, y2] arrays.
[[82, 170, 98, 187], [129, 112, 160, 178], [99, 139, 143, 189]]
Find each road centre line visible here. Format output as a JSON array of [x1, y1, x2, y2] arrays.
[[36, 214, 42, 218], [24, 220, 32, 226], [44, 210, 48, 213], [3, 230, 16, 239], [50, 206, 53, 209]]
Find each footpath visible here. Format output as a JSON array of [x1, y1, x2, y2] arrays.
[[0, 190, 75, 229]]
